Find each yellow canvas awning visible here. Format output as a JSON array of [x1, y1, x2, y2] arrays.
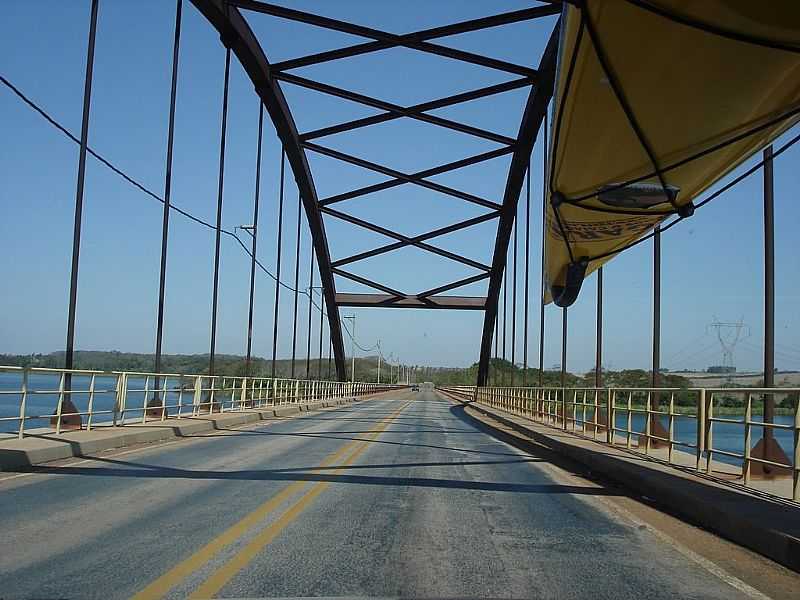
[[545, 0, 800, 306]]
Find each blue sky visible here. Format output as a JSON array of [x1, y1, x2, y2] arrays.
[[1, 0, 799, 374]]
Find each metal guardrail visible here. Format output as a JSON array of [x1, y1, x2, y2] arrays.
[[442, 385, 800, 503], [0, 365, 399, 439]]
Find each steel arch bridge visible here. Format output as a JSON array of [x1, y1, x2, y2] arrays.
[[192, 0, 560, 385]]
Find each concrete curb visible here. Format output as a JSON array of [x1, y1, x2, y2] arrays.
[[446, 394, 800, 573], [0, 394, 376, 471]]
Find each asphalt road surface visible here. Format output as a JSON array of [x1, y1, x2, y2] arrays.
[[0, 390, 774, 599]]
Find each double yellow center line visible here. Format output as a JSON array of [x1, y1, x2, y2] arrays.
[[132, 399, 410, 600]]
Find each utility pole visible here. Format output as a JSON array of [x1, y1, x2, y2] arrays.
[[377, 343, 381, 384]]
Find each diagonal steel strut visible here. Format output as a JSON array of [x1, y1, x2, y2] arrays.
[[331, 212, 500, 269], [230, 0, 556, 75], [321, 206, 491, 272], [320, 147, 511, 208], [277, 73, 516, 146], [305, 142, 499, 210], [301, 78, 533, 142]]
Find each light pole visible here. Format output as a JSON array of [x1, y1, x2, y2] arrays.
[[343, 315, 356, 382]]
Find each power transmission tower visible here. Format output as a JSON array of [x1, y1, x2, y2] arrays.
[[706, 317, 750, 383]]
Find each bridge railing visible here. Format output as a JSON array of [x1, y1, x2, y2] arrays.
[[0, 365, 399, 439], [440, 385, 799, 503]]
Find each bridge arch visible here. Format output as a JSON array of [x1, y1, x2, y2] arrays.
[[191, 0, 347, 379]]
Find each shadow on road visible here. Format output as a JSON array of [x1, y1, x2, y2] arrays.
[[11, 452, 619, 496]]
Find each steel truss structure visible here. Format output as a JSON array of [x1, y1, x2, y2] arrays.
[[192, 0, 560, 383]]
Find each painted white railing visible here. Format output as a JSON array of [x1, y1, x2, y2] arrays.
[[0, 365, 399, 438]]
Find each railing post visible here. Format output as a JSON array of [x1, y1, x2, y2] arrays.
[[572, 390, 577, 432], [86, 373, 96, 431], [177, 376, 185, 418], [210, 376, 218, 414], [626, 392, 633, 449], [141, 376, 151, 423], [55, 372, 65, 435], [113, 372, 125, 426], [744, 391, 752, 485], [160, 375, 169, 420], [18, 368, 29, 439], [582, 390, 587, 434], [696, 388, 705, 470], [706, 392, 714, 474], [645, 391, 652, 455], [193, 375, 202, 416], [240, 377, 247, 410], [668, 392, 675, 464], [606, 388, 613, 445], [793, 398, 799, 501]]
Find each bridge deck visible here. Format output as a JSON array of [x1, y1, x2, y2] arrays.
[[0, 391, 792, 599]]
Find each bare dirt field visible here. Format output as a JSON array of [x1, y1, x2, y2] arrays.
[[670, 371, 800, 388]]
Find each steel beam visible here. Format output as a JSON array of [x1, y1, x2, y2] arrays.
[[280, 73, 515, 146], [321, 147, 510, 208], [306, 142, 500, 209], [596, 267, 603, 388], [270, 153, 285, 378], [763, 145, 775, 434], [538, 115, 548, 386], [244, 102, 263, 376], [523, 163, 531, 385], [191, 0, 346, 380], [303, 79, 533, 141], [208, 48, 231, 376], [155, 0, 182, 379], [232, 0, 544, 76], [652, 226, 661, 391], [561, 307, 567, 388], [306, 250, 315, 378], [331, 268, 407, 299], [268, 4, 558, 72], [64, 0, 99, 377], [290, 191, 301, 378], [336, 293, 486, 310], [321, 206, 491, 272], [417, 273, 490, 299], [477, 23, 559, 386], [331, 212, 499, 269]]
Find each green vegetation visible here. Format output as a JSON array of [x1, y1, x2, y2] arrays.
[[421, 362, 690, 390], [0, 351, 396, 382], [1, 353, 797, 415]]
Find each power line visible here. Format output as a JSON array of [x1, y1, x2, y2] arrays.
[[1, 72, 307, 296], [663, 339, 720, 369], [3, 71, 398, 363], [662, 332, 712, 363]]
